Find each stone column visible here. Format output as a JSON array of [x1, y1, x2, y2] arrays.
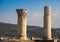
[[44, 6, 51, 39], [16, 9, 27, 40]]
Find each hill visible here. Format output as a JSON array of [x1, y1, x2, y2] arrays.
[[0, 22, 60, 38]]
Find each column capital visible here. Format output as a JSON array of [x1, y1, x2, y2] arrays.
[[16, 9, 28, 18]]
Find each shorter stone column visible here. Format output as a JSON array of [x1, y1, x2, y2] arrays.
[[16, 9, 28, 40]]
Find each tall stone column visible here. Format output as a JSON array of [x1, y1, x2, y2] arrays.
[[16, 9, 27, 40], [44, 6, 51, 39]]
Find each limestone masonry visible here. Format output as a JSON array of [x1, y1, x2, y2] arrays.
[[44, 6, 51, 39], [16, 9, 27, 40], [15, 6, 58, 42]]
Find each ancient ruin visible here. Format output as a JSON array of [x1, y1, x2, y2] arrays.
[[44, 6, 52, 39], [16, 9, 27, 40], [15, 6, 58, 42]]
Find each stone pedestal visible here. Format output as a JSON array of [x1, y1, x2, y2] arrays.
[[44, 6, 52, 39], [16, 9, 28, 40]]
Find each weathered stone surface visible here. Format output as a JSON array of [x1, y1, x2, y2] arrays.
[[16, 9, 28, 40], [7, 39, 58, 42], [44, 6, 51, 39]]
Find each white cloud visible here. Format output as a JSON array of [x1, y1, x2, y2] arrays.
[[0, 11, 60, 28], [27, 12, 43, 27], [52, 11, 60, 17], [52, 11, 60, 28]]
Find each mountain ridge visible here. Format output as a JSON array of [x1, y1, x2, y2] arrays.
[[0, 22, 60, 38]]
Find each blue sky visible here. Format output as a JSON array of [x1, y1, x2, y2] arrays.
[[0, 0, 60, 28]]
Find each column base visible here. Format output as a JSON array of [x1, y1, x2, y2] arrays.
[[20, 37, 28, 40], [19, 35, 28, 40]]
